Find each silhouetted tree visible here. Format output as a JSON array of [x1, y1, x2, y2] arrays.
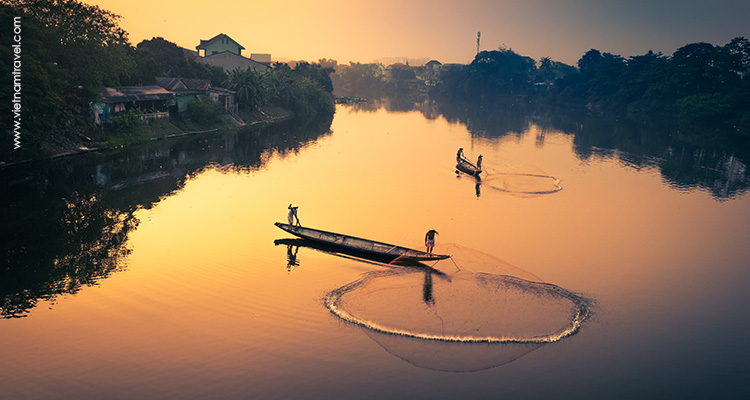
[[294, 61, 334, 93], [135, 37, 227, 86], [469, 49, 536, 95], [1, 0, 135, 160]]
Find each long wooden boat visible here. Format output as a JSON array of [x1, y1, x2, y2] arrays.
[[274, 223, 450, 262], [456, 159, 482, 177]]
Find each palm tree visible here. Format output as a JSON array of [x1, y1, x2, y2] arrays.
[[263, 64, 297, 108], [223, 67, 265, 112]]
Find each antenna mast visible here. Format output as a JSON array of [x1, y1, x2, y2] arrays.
[[477, 31, 481, 54]]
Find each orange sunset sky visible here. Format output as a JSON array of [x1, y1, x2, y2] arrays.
[[92, 0, 748, 65]]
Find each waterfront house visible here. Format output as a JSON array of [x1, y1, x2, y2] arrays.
[[155, 77, 237, 115], [94, 86, 172, 124]]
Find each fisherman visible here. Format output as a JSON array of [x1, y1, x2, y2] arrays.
[[288, 204, 301, 226], [425, 229, 439, 254], [456, 148, 465, 163], [477, 154, 483, 170]]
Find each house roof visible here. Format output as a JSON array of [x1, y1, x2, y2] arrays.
[[196, 33, 245, 50], [155, 77, 235, 96], [209, 87, 235, 95], [154, 77, 187, 91], [102, 86, 173, 102], [155, 77, 211, 92], [181, 78, 211, 91], [387, 63, 410, 69]]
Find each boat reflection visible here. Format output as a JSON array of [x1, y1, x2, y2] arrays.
[[274, 238, 444, 306], [274, 238, 444, 269], [455, 168, 482, 198]]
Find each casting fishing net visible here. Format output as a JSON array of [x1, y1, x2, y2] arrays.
[[362, 327, 543, 372], [325, 244, 592, 345], [473, 162, 563, 196]]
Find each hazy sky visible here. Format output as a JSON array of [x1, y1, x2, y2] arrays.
[[92, 0, 748, 65]]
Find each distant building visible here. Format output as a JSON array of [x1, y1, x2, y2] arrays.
[[250, 53, 272, 63], [194, 33, 269, 72], [425, 60, 442, 70], [199, 51, 269, 72], [374, 57, 429, 67], [424, 60, 442, 82]]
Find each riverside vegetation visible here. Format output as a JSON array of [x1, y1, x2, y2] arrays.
[[0, 0, 335, 163]]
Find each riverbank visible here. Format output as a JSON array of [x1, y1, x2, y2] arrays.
[[1, 107, 295, 169]]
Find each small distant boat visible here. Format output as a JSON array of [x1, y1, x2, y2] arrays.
[[456, 159, 482, 177], [274, 223, 450, 262]]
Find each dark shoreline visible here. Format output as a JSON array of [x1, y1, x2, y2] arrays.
[[1, 113, 294, 170]]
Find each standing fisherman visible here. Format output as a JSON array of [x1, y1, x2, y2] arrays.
[[425, 229, 439, 254], [288, 204, 301, 226], [456, 148, 465, 163]]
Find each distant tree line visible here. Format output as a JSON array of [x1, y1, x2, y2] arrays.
[[331, 62, 387, 99], [1, 0, 334, 160], [328, 40, 749, 138], [437, 40, 750, 136]]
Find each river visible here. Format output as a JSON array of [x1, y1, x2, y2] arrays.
[[1, 103, 749, 399]]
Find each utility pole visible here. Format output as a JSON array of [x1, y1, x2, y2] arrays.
[[477, 31, 481, 54]]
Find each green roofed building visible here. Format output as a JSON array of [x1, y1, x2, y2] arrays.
[[196, 33, 245, 57], [195, 33, 269, 73]]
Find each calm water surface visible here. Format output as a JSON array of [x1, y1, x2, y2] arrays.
[[2, 105, 749, 399]]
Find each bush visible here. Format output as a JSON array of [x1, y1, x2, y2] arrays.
[[676, 93, 732, 122], [110, 108, 142, 133], [291, 78, 335, 116], [187, 98, 225, 125]]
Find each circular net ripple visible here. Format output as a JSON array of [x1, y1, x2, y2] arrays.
[[325, 245, 592, 343], [478, 163, 563, 196], [482, 173, 562, 195]]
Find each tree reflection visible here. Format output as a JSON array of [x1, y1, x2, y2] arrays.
[[568, 115, 749, 200], [0, 115, 333, 318], [1, 191, 137, 318], [344, 96, 748, 200]]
